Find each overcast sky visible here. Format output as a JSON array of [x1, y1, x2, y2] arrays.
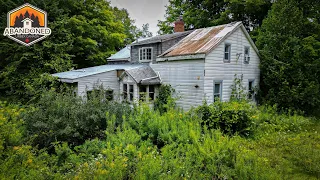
[[109, 0, 169, 36]]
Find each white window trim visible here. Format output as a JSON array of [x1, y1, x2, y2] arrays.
[[213, 80, 223, 102], [139, 47, 153, 62], [139, 85, 156, 102], [244, 46, 250, 64], [122, 83, 135, 102], [224, 43, 231, 63]]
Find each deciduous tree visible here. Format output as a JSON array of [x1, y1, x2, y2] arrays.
[[257, 0, 320, 115]]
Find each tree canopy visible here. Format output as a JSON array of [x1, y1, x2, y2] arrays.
[[256, 0, 320, 115], [157, 0, 273, 34], [0, 0, 137, 102]]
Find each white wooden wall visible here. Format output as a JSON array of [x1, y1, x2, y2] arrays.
[[151, 60, 205, 110], [77, 70, 120, 100], [204, 27, 260, 104]]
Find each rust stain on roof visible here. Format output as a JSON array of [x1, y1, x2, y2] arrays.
[[160, 22, 241, 57]]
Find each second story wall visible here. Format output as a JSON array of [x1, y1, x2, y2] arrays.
[[131, 36, 189, 64], [204, 26, 260, 104], [131, 43, 159, 64]]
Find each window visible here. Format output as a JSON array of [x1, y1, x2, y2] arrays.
[[86, 90, 101, 100], [139, 47, 152, 62], [139, 86, 147, 101], [224, 44, 231, 62], [123, 84, 127, 100], [139, 85, 155, 102], [106, 90, 113, 101], [26, 22, 29, 25], [244, 46, 250, 64], [149, 86, 155, 101], [248, 80, 254, 100], [214, 82, 222, 101], [129, 85, 134, 101]]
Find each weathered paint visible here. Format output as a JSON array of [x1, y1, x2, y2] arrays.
[[120, 74, 139, 103], [77, 70, 120, 100], [204, 26, 260, 104], [151, 60, 205, 110]]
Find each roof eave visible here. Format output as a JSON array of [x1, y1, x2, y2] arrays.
[[57, 78, 78, 83], [107, 58, 130, 62], [156, 53, 206, 62]]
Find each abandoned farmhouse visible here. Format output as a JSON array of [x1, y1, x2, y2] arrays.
[[53, 20, 260, 110]]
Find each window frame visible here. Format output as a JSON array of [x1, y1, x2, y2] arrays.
[[139, 47, 153, 62], [248, 80, 255, 100], [139, 86, 147, 101], [139, 85, 156, 102], [213, 81, 223, 102], [129, 84, 134, 101], [148, 85, 155, 101], [224, 43, 231, 62], [123, 84, 128, 101], [244, 46, 250, 64]]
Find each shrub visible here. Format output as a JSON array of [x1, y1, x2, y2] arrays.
[[154, 84, 176, 114], [23, 90, 132, 150], [195, 101, 255, 136]]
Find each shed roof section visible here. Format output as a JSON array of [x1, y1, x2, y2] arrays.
[[131, 30, 193, 46], [160, 22, 242, 57], [52, 64, 144, 81], [107, 46, 130, 61], [125, 66, 161, 85]]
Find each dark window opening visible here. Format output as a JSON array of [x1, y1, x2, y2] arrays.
[[214, 83, 222, 101], [106, 90, 114, 101], [244, 46, 250, 64], [123, 84, 127, 100], [139, 86, 147, 101], [129, 85, 134, 101], [248, 81, 254, 99], [87, 90, 101, 100], [149, 85, 155, 101], [224, 44, 231, 62]]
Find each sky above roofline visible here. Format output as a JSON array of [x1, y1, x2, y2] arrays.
[[109, 0, 169, 36]]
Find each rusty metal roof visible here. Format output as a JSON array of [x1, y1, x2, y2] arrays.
[[160, 22, 242, 57]]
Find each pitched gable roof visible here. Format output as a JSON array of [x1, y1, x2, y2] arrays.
[[52, 64, 144, 81], [122, 66, 161, 85], [131, 30, 193, 46], [158, 22, 259, 59], [107, 46, 130, 61]]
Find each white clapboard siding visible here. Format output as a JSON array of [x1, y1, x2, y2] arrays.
[[77, 70, 120, 100], [204, 27, 260, 104], [151, 60, 205, 110]]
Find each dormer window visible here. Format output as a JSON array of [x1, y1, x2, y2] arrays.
[[139, 47, 153, 62], [224, 44, 231, 62], [244, 46, 250, 64]]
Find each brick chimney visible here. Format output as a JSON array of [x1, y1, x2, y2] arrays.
[[174, 16, 184, 33]]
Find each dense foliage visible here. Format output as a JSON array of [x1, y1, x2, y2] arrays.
[[154, 84, 176, 114], [158, 0, 273, 34], [23, 90, 132, 150], [0, 0, 137, 102], [256, 0, 320, 115], [0, 92, 319, 179]]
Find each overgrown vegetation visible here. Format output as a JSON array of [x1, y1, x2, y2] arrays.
[[256, 0, 320, 115], [0, 91, 319, 179], [154, 84, 176, 114]]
